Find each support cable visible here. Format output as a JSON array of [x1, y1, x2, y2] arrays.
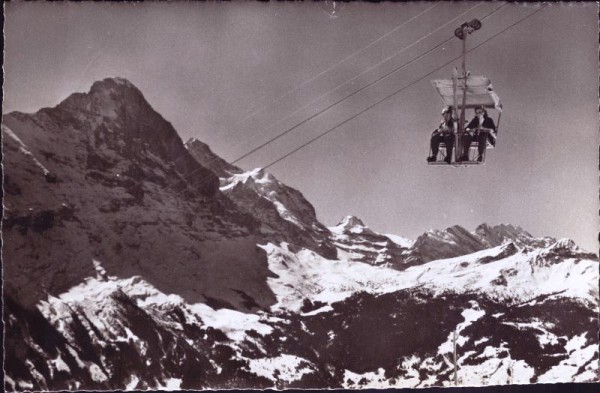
[[172, 3, 441, 167], [231, 2, 486, 166], [224, 2, 442, 135], [262, 5, 547, 171], [172, 2, 490, 188]]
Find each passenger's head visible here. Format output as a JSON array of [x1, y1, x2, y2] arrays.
[[474, 106, 486, 117], [441, 106, 453, 117]]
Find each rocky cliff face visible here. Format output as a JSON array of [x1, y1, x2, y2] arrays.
[[185, 138, 243, 179], [218, 168, 337, 259], [3, 78, 598, 390], [403, 223, 563, 266], [474, 223, 555, 249], [185, 137, 336, 258], [2, 78, 274, 311]]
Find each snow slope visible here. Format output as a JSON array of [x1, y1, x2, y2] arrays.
[[262, 241, 598, 312]]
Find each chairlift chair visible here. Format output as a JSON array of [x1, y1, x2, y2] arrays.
[[428, 75, 503, 166], [427, 18, 503, 167]]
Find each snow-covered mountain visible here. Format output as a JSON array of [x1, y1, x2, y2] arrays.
[[3, 78, 598, 390], [186, 137, 337, 258], [329, 215, 413, 267]]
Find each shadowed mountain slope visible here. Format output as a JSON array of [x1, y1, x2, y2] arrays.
[[2, 77, 275, 310]]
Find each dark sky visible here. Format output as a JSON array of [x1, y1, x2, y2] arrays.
[[4, 1, 598, 251]]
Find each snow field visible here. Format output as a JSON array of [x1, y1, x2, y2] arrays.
[[537, 333, 599, 383], [38, 272, 274, 344], [247, 355, 314, 383], [343, 368, 391, 389], [154, 378, 182, 391], [260, 242, 417, 312], [437, 301, 485, 354], [453, 356, 535, 386], [261, 241, 598, 313]]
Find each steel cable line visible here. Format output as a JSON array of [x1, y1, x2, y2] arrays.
[[169, 2, 443, 168], [218, 2, 442, 137], [169, 2, 440, 167], [260, 4, 548, 171], [230, 2, 485, 165], [176, 3, 508, 193], [172, 2, 490, 189]]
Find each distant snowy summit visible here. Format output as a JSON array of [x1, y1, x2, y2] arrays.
[[330, 215, 413, 248], [328, 215, 412, 267], [330, 215, 376, 236]]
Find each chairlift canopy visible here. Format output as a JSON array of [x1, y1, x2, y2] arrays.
[[431, 76, 502, 111]]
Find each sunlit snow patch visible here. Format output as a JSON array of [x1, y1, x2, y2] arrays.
[[155, 378, 182, 391], [455, 355, 535, 386], [38, 273, 273, 343], [260, 242, 418, 312], [537, 333, 599, 383], [385, 233, 414, 248], [343, 368, 395, 389], [188, 303, 272, 341], [438, 301, 485, 355], [126, 376, 140, 390], [248, 355, 314, 382]]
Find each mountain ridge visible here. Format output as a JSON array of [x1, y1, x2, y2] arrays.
[[2, 77, 275, 310]]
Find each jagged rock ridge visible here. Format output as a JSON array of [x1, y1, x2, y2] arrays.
[[185, 137, 243, 179]]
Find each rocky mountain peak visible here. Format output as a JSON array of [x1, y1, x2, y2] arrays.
[[185, 138, 242, 178], [412, 225, 486, 263], [539, 238, 597, 260], [338, 215, 365, 228], [46, 78, 220, 196], [58, 77, 148, 119], [474, 223, 557, 249], [421, 225, 478, 243], [475, 223, 532, 246], [88, 77, 140, 96], [332, 216, 375, 235], [217, 166, 337, 259], [328, 216, 411, 268], [91, 76, 137, 91]]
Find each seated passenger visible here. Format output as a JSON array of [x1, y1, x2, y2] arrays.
[[427, 106, 456, 164], [459, 106, 497, 162]]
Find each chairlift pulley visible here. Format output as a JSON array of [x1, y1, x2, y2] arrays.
[[454, 19, 482, 40]]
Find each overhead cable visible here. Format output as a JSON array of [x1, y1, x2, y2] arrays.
[[262, 5, 548, 171], [172, 2, 488, 188]]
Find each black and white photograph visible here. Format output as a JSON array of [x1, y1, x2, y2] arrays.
[[2, 1, 598, 390]]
